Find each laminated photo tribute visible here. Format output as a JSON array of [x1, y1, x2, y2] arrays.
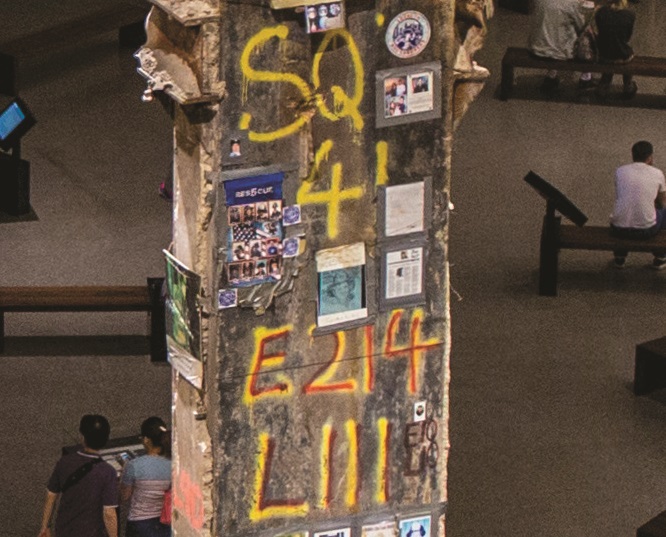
[[384, 181, 425, 237], [385, 247, 423, 299], [384, 71, 434, 118], [304, 2, 345, 33], [224, 172, 284, 287], [361, 521, 396, 537], [316, 242, 367, 327], [399, 516, 431, 537], [164, 250, 203, 388]]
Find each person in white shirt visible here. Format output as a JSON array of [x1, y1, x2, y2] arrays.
[[610, 140, 666, 269], [529, 0, 592, 92], [120, 417, 171, 537]]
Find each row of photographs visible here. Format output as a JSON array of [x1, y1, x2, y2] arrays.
[[227, 237, 300, 284], [232, 237, 281, 261], [229, 200, 282, 225], [383, 72, 433, 118], [305, 2, 344, 34], [228, 258, 282, 282], [279, 514, 432, 537]]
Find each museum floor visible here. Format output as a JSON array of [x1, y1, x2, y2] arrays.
[[1, 1, 666, 536]]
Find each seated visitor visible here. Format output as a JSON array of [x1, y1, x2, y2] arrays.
[[610, 141, 666, 269], [595, 0, 637, 99], [529, 0, 591, 92]]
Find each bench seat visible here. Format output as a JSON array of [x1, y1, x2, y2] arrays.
[[0, 279, 166, 361], [0, 286, 151, 312], [539, 220, 666, 296], [559, 225, 666, 252], [501, 47, 666, 100]]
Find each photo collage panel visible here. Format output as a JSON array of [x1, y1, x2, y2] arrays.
[[304, 2, 345, 33], [383, 71, 434, 118], [224, 173, 285, 288]]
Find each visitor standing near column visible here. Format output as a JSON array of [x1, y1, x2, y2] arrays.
[[610, 141, 666, 269], [38, 415, 118, 537], [529, 0, 592, 92], [121, 417, 171, 537], [595, 0, 637, 100]]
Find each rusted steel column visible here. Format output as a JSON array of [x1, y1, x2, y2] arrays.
[[137, 1, 491, 536]]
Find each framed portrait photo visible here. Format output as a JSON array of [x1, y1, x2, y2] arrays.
[[316, 242, 367, 328], [376, 62, 442, 128], [399, 515, 431, 537]]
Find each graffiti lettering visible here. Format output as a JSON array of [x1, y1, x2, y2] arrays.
[[173, 469, 205, 530], [243, 325, 293, 405], [375, 141, 389, 186], [303, 329, 356, 394], [296, 140, 364, 239], [253, 419, 383, 519], [243, 310, 441, 407], [239, 26, 365, 142], [375, 417, 391, 503], [403, 418, 439, 476], [384, 309, 441, 394], [312, 30, 364, 131], [250, 432, 310, 521], [363, 324, 375, 394], [344, 419, 360, 507], [318, 422, 335, 509], [239, 26, 312, 143]]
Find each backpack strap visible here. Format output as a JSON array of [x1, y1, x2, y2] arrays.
[[61, 457, 103, 493]]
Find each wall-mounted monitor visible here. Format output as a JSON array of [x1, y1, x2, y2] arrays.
[[0, 97, 35, 151]]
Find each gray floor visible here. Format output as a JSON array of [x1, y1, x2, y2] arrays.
[[448, 3, 666, 537], [0, 3, 173, 536], [1, 2, 666, 537]]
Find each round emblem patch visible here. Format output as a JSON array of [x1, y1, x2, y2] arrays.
[[385, 11, 431, 58]]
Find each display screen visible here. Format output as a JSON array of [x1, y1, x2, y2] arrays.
[[0, 98, 35, 151], [0, 102, 26, 141]]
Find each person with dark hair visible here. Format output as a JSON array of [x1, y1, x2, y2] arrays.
[[39, 415, 118, 537], [595, 0, 637, 100], [268, 257, 280, 276], [610, 141, 666, 269], [120, 417, 171, 537]]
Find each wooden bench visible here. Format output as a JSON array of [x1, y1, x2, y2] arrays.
[[523, 171, 666, 295], [540, 221, 666, 296], [0, 278, 166, 361], [500, 47, 666, 101], [0, 3, 148, 96]]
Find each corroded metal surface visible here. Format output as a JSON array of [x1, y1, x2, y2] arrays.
[[140, 0, 492, 536]]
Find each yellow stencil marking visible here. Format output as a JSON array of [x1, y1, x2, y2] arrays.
[[319, 422, 334, 509], [312, 30, 365, 131], [363, 324, 375, 394], [303, 330, 357, 394], [297, 141, 364, 239], [383, 309, 441, 394], [243, 325, 293, 406], [249, 433, 310, 521], [376, 141, 389, 186], [345, 419, 359, 507], [376, 417, 389, 504], [239, 25, 312, 142]]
